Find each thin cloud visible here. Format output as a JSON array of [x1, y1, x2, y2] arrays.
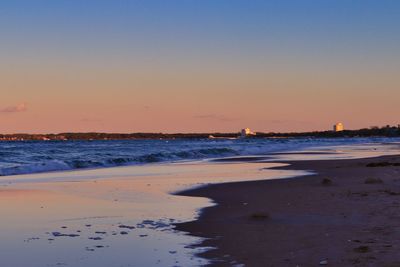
[[263, 119, 313, 125], [1, 103, 27, 113], [81, 118, 103, 123], [193, 114, 237, 122]]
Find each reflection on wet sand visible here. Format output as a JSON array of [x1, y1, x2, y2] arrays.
[[0, 161, 305, 267]]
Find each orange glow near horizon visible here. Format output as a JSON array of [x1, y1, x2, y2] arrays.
[[1, 1, 400, 133], [1, 61, 399, 134]]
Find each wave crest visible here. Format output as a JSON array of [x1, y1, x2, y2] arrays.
[[0, 146, 239, 176]]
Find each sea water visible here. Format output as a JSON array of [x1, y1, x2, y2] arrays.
[[1, 137, 399, 176]]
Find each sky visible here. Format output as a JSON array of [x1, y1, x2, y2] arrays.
[[1, 0, 400, 133]]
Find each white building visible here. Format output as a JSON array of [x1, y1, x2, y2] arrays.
[[333, 122, 344, 132], [241, 128, 256, 138]]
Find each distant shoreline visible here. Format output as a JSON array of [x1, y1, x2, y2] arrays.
[[1, 125, 400, 141]]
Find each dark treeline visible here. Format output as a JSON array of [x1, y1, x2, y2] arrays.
[[256, 125, 400, 138], [0, 132, 238, 141], [1, 125, 400, 141]]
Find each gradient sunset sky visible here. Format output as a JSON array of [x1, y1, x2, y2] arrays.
[[1, 0, 400, 133]]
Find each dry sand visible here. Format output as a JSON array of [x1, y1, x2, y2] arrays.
[[176, 155, 400, 266]]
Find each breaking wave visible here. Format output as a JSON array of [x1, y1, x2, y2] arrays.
[[0, 145, 239, 176], [0, 137, 398, 176]]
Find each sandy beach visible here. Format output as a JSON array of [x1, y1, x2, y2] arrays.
[[1, 143, 400, 266], [177, 155, 400, 266]]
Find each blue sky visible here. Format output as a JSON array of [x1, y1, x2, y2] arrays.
[[1, 1, 400, 133]]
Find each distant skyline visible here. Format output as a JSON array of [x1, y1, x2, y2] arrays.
[[1, 0, 400, 133]]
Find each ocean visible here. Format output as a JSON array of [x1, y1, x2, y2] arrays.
[[1, 137, 400, 176]]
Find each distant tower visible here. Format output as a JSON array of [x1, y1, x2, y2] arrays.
[[333, 122, 344, 132]]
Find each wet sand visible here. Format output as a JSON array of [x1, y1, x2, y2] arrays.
[[176, 155, 400, 266], [0, 161, 304, 267]]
